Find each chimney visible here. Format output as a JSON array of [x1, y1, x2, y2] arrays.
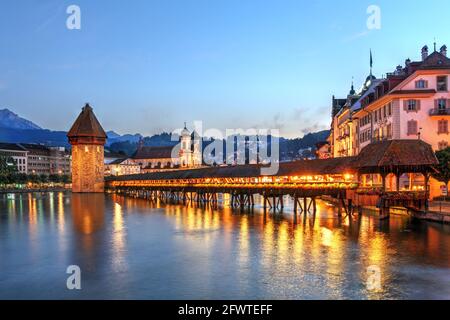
[[421, 45, 429, 61], [440, 45, 447, 57]]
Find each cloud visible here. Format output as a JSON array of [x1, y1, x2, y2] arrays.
[[34, 2, 67, 33], [300, 123, 329, 135], [292, 105, 329, 120], [343, 30, 370, 43]]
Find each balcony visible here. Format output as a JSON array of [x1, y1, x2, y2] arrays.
[[337, 133, 350, 141], [430, 108, 450, 116]]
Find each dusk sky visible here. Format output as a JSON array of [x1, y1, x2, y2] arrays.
[[1, 0, 449, 138]]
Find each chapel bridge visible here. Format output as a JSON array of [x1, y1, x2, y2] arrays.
[[106, 140, 438, 218]]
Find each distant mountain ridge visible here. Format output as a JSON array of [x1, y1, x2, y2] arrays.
[[0, 108, 42, 130]]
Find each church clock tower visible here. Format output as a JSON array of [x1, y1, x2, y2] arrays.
[[67, 104, 107, 193]]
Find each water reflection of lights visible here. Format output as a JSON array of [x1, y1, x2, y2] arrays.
[[275, 222, 290, 269], [320, 227, 333, 247], [0, 192, 448, 299], [112, 202, 128, 272], [72, 194, 105, 235], [238, 216, 250, 268], [114, 203, 124, 232], [57, 192, 65, 233]]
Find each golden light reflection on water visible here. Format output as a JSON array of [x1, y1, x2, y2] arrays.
[[57, 192, 65, 233], [72, 194, 105, 235], [238, 215, 249, 268], [2, 192, 449, 299], [112, 202, 128, 272], [275, 221, 290, 272], [28, 193, 37, 236]]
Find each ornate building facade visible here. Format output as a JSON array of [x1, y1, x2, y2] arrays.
[[329, 44, 450, 198]]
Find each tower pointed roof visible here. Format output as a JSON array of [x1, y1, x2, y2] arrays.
[[349, 78, 356, 95], [68, 104, 107, 139]]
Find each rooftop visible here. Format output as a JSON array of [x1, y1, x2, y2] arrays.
[[0, 142, 27, 152], [67, 104, 107, 139], [107, 140, 438, 181], [132, 145, 175, 160]]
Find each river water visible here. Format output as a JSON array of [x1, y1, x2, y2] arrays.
[[0, 192, 449, 300]]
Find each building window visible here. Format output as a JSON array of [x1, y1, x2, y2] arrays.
[[437, 99, 447, 111], [439, 141, 449, 150], [415, 80, 428, 89], [404, 99, 421, 112], [388, 103, 392, 116], [407, 120, 418, 136], [407, 100, 417, 111], [438, 120, 449, 134], [437, 76, 448, 92], [387, 123, 392, 138]]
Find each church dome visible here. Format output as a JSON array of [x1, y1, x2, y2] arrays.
[[181, 123, 190, 137], [366, 74, 376, 82]]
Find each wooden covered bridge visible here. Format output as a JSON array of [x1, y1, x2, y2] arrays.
[[105, 140, 438, 219]]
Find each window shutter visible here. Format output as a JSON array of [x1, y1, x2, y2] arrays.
[[403, 100, 408, 111], [416, 100, 421, 111], [447, 99, 450, 109], [425, 80, 429, 88], [435, 100, 439, 109]]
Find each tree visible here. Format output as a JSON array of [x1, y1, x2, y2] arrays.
[[61, 175, 71, 184], [0, 156, 17, 186], [49, 174, 61, 183], [433, 147, 450, 191], [15, 173, 28, 184], [0, 156, 17, 176], [28, 174, 40, 184], [39, 174, 49, 184]]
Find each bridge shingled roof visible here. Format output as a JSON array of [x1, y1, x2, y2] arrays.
[[355, 140, 438, 173], [106, 140, 438, 182], [106, 157, 357, 181]]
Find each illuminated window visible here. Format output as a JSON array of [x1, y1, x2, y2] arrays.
[[387, 123, 392, 138]]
